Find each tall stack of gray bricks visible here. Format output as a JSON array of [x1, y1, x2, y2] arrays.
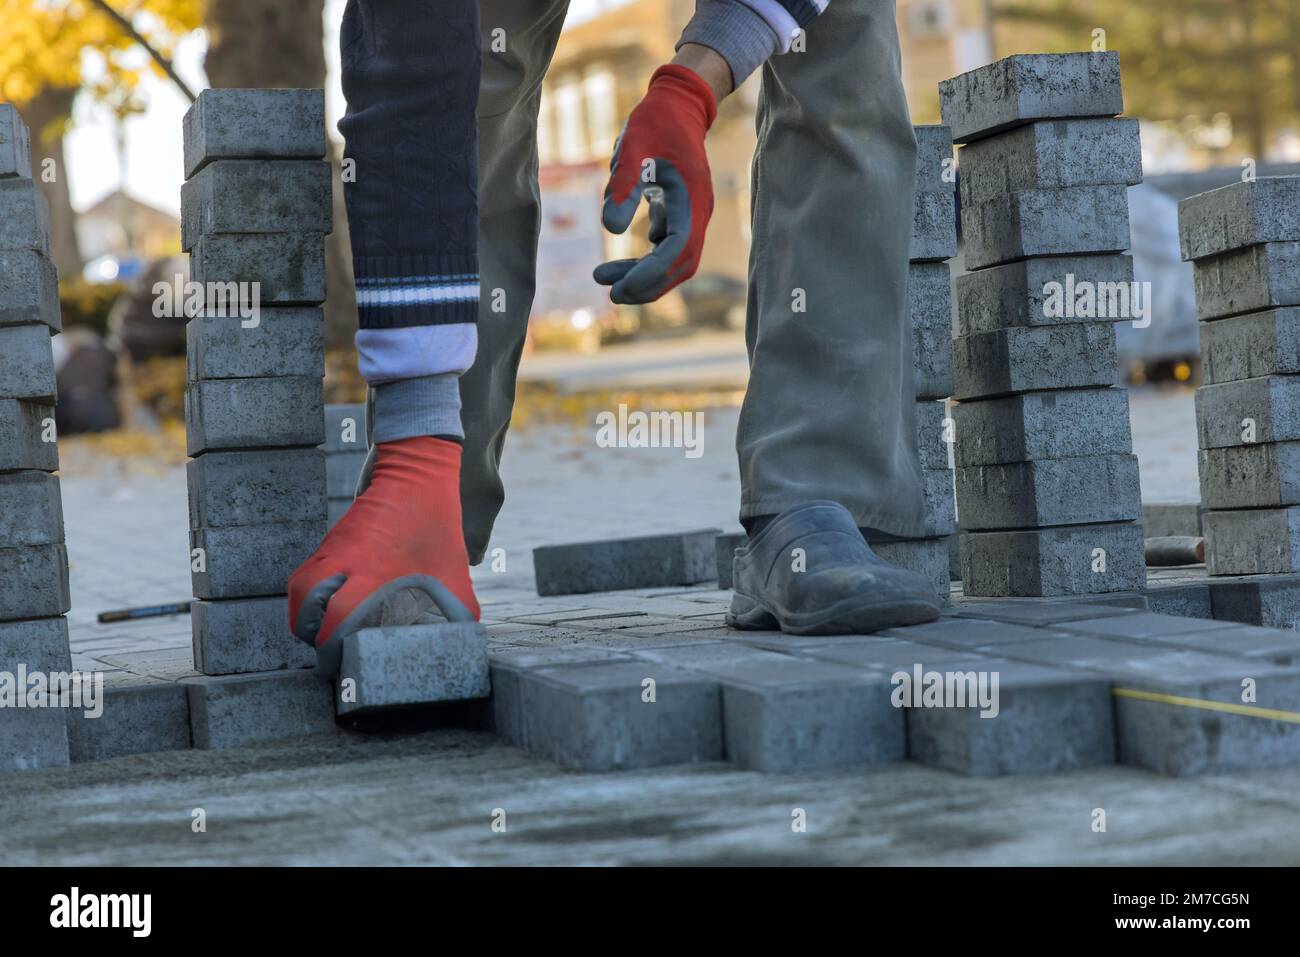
[[323, 403, 367, 527], [180, 89, 333, 714], [872, 125, 958, 600], [1180, 176, 1300, 576], [939, 52, 1147, 597], [0, 104, 74, 771]]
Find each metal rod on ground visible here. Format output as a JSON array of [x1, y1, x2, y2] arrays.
[[97, 601, 193, 623], [1144, 536, 1205, 567]]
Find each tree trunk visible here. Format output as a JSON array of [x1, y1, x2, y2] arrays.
[[20, 87, 83, 279], [203, 0, 356, 347]]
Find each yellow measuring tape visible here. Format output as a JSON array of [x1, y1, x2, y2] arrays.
[[1112, 687, 1300, 724]]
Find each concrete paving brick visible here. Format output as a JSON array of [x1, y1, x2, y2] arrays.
[[190, 233, 327, 306], [906, 658, 1116, 776], [490, 659, 723, 771], [939, 51, 1123, 143], [187, 448, 326, 528], [960, 521, 1146, 597], [0, 543, 69, 621], [189, 520, 326, 599], [1142, 502, 1203, 538], [1199, 442, 1300, 508], [323, 403, 367, 452], [911, 189, 957, 262], [955, 253, 1135, 336], [914, 124, 955, 192], [908, 261, 952, 328], [0, 178, 50, 255], [948, 534, 961, 582], [0, 104, 31, 179], [180, 159, 332, 250], [633, 643, 905, 771], [872, 537, 951, 601], [953, 322, 1118, 400], [909, 263, 954, 397], [186, 308, 324, 381], [1, 709, 69, 773], [1178, 176, 1300, 261], [0, 471, 63, 548], [533, 528, 720, 596], [1195, 376, 1300, 449], [1204, 508, 1300, 576], [192, 596, 315, 675], [336, 623, 490, 715], [961, 184, 1131, 271], [183, 88, 326, 178], [0, 616, 71, 673], [915, 400, 949, 470], [0, 249, 60, 330], [1060, 611, 1223, 640], [66, 672, 191, 762], [920, 467, 956, 537], [956, 453, 1141, 530], [0, 324, 56, 402], [959, 118, 1142, 207], [1144, 583, 1213, 620], [949, 597, 1142, 626], [327, 498, 352, 528], [1200, 307, 1300, 383], [952, 387, 1132, 467], [1192, 242, 1300, 320], [185, 376, 324, 455], [793, 636, 987, 672], [1209, 574, 1300, 631], [184, 668, 337, 749], [882, 615, 1063, 649], [714, 531, 745, 590], [326, 451, 366, 499]]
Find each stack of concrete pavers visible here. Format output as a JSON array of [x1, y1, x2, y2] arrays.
[[1180, 177, 1300, 581], [179, 88, 337, 746], [0, 104, 74, 772], [939, 52, 1146, 597], [873, 125, 958, 599], [323, 403, 366, 527]]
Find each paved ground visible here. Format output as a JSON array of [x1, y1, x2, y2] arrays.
[[6, 382, 1266, 867]]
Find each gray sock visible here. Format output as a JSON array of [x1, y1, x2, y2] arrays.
[[371, 374, 463, 444]]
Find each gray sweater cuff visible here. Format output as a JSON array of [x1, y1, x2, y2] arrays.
[[372, 374, 463, 443], [677, 0, 780, 88]]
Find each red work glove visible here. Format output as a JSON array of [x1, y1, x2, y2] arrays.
[[594, 64, 717, 304], [288, 436, 480, 674]]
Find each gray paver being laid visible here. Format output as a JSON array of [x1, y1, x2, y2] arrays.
[[187, 448, 326, 529], [183, 88, 326, 179], [1199, 442, 1300, 508], [1209, 574, 1300, 631], [1178, 176, 1300, 262], [190, 233, 327, 306], [0, 470, 63, 548], [961, 183, 1131, 271], [0, 323, 55, 402], [327, 499, 352, 528], [336, 623, 490, 716], [186, 309, 325, 381], [180, 159, 332, 250], [960, 522, 1146, 597], [955, 253, 1136, 336], [0, 249, 60, 330], [184, 668, 337, 749], [910, 189, 957, 262], [191, 596, 315, 675], [185, 376, 324, 455], [1194, 376, 1300, 449], [955, 453, 1141, 530], [0, 543, 69, 621], [323, 403, 367, 452], [66, 672, 192, 763], [1199, 307, 1300, 383], [189, 520, 325, 599], [951, 386, 1132, 467], [938, 51, 1123, 144], [489, 658, 722, 772], [0, 178, 50, 255], [326, 451, 366, 499], [953, 322, 1118, 400], [533, 528, 720, 596], [957, 117, 1142, 207], [1203, 507, 1300, 576], [905, 658, 1116, 776], [0, 103, 31, 179], [1192, 242, 1300, 320]]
